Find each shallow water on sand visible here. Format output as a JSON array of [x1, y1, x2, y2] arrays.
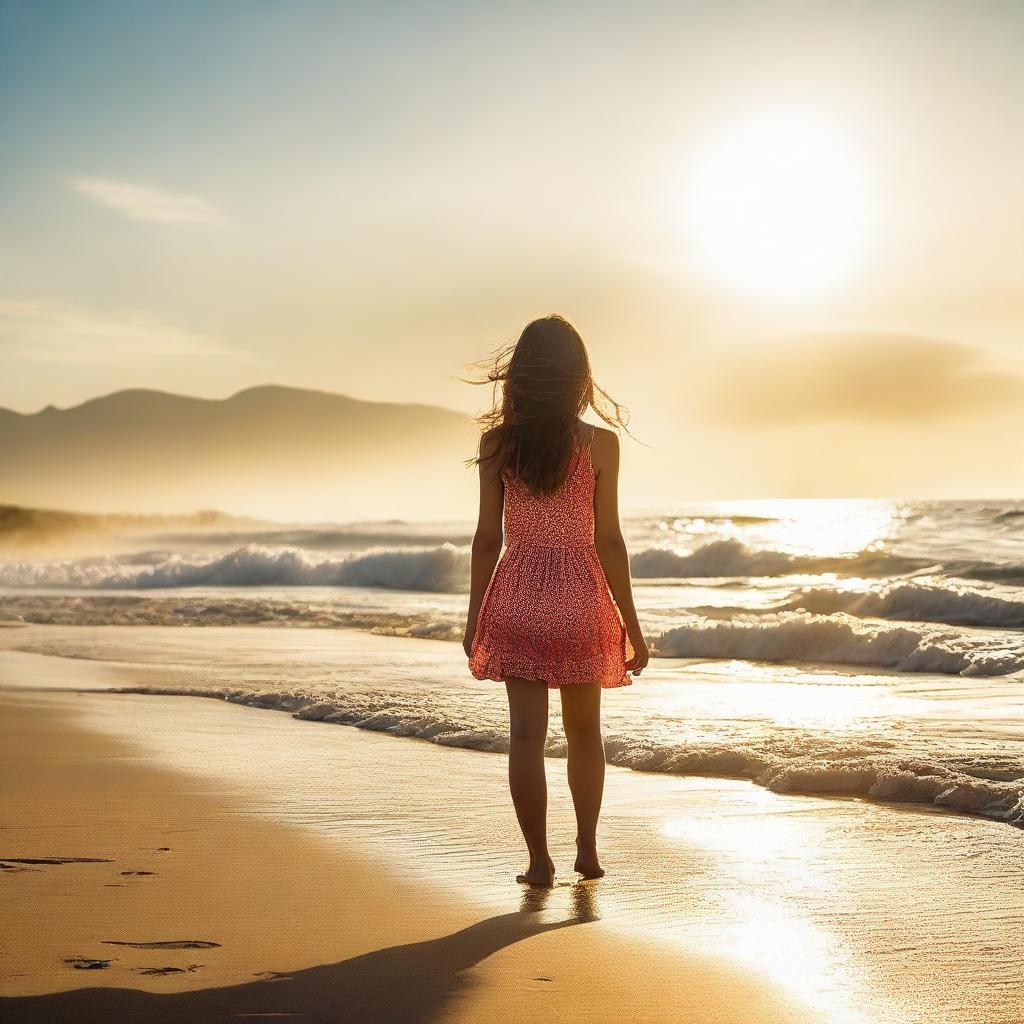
[[5, 623, 1021, 824]]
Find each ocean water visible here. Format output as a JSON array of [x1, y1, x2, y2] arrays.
[[1, 498, 1022, 826]]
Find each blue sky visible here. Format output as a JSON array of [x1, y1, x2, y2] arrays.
[[2, 0, 1022, 496]]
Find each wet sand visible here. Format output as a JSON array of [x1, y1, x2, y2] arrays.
[[0, 689, 823, 1024]]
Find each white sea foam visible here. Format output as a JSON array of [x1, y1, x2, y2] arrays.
[[3, 536, 921, 591], [103, 682, 1024, 826], [654, 612, 1024, 677], [0, 593, 466, 639], [2, 534, 1019, 595], [0, 543, 471, 592], [4, 593, 1022, 677], [781, 581, 1024, 628], [630, 539, 931, 579], [630, 538, 1024, 586]]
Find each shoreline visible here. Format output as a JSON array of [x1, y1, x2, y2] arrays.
[[2, 629, 1022, 1023], [1, 621, 1020, 829], [0, 689, 824, 1023]]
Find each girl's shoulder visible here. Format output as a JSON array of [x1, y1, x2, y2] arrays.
[[479, 426, 501, 456], [588, 423, 619, 451], [587, 424, 620, 475]]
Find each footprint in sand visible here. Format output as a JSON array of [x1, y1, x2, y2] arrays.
[[64, 957, 113, 970], [135, 964, 203, 976], [120, 870, 157, 876], [103, 940, 221, 950], [253, 971, 293, 982], [0, 856, 113, 865]]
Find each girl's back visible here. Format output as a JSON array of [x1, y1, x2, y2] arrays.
[[501, 422, 596, 549]]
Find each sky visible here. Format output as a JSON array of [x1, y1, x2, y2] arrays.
[[1, 0, 1022, 502]]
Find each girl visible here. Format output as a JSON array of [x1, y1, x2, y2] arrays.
[[463, 314, 649, 887]]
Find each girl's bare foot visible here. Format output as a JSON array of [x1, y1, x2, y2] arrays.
[[574, 839, 605, 879], [517, 855, 555, 887]]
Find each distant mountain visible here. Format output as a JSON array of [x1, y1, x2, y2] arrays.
[[0, 386, 479, 520]]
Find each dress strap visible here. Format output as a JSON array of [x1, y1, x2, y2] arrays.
[[573, 422, 596, 480], [578, 421, 595, 452]]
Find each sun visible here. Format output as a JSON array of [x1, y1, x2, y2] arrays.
[[681, 111, 875, 302]]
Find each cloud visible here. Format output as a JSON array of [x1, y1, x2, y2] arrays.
[[0, 297, 239, 364], [703, 331, 1024, 426], [69, 176, 224, 225]]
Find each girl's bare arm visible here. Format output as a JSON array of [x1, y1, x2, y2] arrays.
[[592, 428, 649, 673], [464, 434, 504, 656]]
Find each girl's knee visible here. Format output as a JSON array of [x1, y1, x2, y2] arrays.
[[510, 720, 548, 745], [563, 722, 603, 746]]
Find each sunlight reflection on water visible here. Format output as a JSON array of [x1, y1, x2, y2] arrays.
[[658, 498, 903, 557]]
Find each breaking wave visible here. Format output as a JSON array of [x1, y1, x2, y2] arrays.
[[781, 581, 1024, 628], [0, 543, 471, 592], [104, 682, 1024, 827], [630, 539, 933, 579], [631, 539, 1024, 587], [0, 593, 465, 640], [2, 536, 1020, 595], [654, 613, 1024, 677]]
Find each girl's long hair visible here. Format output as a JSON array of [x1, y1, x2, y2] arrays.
[[463, 315, 630, 495]]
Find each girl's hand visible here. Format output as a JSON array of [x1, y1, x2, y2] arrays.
[[463, 622, 476, 659], [626, 633, 650, 676]]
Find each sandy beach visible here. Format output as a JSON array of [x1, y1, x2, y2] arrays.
[[0, 685, 827, 1024], [1, 628, 1021, 1024]]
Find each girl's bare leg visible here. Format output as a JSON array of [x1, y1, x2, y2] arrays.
[[558, 683, 606, 878], [504, 677, 554, 886]]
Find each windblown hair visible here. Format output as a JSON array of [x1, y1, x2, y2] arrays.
[[463, 315, 630, 495]]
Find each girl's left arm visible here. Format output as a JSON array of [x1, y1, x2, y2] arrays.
[[464, 436, 504, 657]]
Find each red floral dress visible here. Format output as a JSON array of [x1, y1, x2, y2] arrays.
[[468, 423, 634, 688]]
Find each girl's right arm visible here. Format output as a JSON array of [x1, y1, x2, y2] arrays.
[[592, 428, 649, 674], [464, 432, 504, 658]]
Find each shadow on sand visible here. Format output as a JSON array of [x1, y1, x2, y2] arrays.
[[1, 882, 602, 1024]]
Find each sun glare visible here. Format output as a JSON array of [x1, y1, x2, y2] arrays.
[[682, 111, 875, 302]]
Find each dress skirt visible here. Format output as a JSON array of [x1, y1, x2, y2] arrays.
[[468, 540, 634, 688]]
